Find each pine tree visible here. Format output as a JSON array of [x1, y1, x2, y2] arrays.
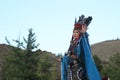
[[2, 28, 39, 80], [36, 52, 59, 80], [36, 54, 52, 80]]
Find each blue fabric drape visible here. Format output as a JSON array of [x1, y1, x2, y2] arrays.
[[61, 55, 69, 80], [81, 34, 101, 80]]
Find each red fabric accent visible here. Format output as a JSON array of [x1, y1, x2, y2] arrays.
[[74, 23, 82, 30]]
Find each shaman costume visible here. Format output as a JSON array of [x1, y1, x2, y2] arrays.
[[61, 15, 101, 80]]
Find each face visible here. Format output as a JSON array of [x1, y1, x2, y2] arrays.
[[73, 30, 80, 40]]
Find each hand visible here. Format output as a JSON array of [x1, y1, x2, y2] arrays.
[[80, 25, 87, 33]]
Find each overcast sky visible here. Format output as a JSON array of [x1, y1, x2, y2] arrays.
[[0, 0, 120, 54]]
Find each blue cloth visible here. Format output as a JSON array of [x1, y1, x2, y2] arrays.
[[80, 33, 101, 80], [61, 55, 69, 80]]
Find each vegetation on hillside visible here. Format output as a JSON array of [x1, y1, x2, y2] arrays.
[[1, 28, 60, 80], [91, 39, 120, 61], [93, 52, 120, 80], [100, 53, 120, 80]]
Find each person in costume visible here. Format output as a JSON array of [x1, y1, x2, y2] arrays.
[[61, 15, 101, 80]]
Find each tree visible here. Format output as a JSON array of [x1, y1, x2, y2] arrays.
[[36, 54, 52, 80], [2, 28, 39, 80], [109, 52, 120, 68], [93, 55, 102, 71], [101, 52, 120, 80]]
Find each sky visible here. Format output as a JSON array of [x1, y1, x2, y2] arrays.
[[0, 0, 120, 55]]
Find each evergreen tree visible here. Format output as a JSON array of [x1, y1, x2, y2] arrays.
[[36, 54, 52, 80], [2, 28, 39, 80], [36, 52, 59, 80]]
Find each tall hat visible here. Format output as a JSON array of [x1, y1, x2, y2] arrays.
[[74, 15, 92, 30]]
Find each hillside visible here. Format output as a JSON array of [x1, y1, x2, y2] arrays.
[[1, 39, 120, 63], [1, 39, 120, 62], [0, 44, 61, 80], [91, 39, 120, 61], [0, 39, 120, 79]]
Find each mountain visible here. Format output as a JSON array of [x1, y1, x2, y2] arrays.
[[91, 39, 120, 61]]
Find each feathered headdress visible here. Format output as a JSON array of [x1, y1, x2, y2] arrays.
[[74, 15, 92, 30]]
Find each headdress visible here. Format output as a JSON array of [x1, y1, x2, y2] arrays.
[[74, 15, 92, 30]]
